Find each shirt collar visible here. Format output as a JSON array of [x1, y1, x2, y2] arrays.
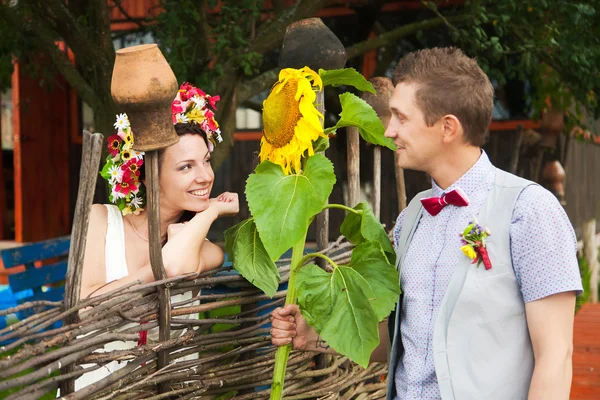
[[431, 150, 494, 198]]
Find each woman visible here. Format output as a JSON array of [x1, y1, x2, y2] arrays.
[[76, 83, 238, 389]]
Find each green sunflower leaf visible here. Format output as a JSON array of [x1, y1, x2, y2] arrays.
[[312, 136, 330, 153], [340, 202, 396, 264], [224, 218, 280, 297], [350, 242, 400, 321], [246, 155, 336, 261], [318, 68, 376, 94], [295, 264, 380, 368], [330, 93, 396, 150]]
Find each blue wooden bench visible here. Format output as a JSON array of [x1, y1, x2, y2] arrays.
[[0, 236, 70, 329]]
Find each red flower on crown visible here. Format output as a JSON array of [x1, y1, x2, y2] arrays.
[[107, 134, 122, 157]]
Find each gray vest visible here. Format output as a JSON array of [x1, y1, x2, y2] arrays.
[[386, 168, 536, 400]]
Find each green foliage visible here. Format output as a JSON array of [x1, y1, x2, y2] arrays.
[[296, 264, 380, 368], [153, 0, 263, 91], [326, 93, 396, 150], [576, 255, 591, 312], [224, 218, 280, 297], [350, 242, 400, 320], [245, 155, 336, 261], [340, 202, 396, 264], [318, 68, 375, 93], [449, 0, 600, 122]]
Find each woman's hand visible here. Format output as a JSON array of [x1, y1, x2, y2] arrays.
[[209, 192, 239, 217]]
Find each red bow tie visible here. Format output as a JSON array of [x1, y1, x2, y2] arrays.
[[421, 188, 470, 216]]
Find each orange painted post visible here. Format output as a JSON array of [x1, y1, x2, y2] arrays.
[[571, 303, 600, 399]]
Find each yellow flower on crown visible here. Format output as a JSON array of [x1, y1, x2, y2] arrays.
[[260, 66, 326, 175]]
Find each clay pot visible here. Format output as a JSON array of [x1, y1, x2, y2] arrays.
[[111, 44, 179, 151], [542, 160, 566, 205], [279, 18, 347, 70], [362, 77, 394, 119], [539, 108, 564, 149]]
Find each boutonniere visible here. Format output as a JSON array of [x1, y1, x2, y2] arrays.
[[459, 219, 492, 270]]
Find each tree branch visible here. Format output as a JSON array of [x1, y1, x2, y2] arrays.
[[346, 13, 471, 60], [238, 68, 280, 104], [249, 0, 336, 55], [25, 0, 100, 61], [0, 6, 99, 109], [110, 0, 151, 30], [237, 13, 472, 102]]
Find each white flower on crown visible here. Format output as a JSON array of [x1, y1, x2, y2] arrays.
[[114, 113, 130, 130], [108, 165, 124, 185], [215, 128, 223, 143], [176, 113, 189, 124], [130, 149, 144, 161], [130, 195, 143, 209], [111, 186, 126, 200], [191, 95, 206, 110]]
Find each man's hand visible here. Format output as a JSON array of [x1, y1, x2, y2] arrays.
[[209, 192, 239, 217], [270, 304, 318, 350]]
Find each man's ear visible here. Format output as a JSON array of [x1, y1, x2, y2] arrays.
[[441, 115, 462, 144]]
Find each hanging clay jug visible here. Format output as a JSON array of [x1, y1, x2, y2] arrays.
[[539, 108, 564, 149], [111, 44, 179, 151], [362, 77, 394, 127], [542, 160, 566, 205], [279, 18, 347, 70]]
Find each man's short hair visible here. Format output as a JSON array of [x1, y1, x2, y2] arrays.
[[392, 47, 494, 147]]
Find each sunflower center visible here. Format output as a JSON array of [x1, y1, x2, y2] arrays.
[[262, 80, 301, 148]]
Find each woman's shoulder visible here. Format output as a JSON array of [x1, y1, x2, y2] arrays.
[[89, 204, 111, 233]]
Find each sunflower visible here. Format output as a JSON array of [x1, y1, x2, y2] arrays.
[[260, 67, 325, 175]]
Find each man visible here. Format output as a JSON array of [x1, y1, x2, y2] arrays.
[[271, 47, 582, 400], [272, 48, 582, 400]]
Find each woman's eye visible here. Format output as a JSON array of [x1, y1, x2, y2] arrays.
[[179, 164, 193, 171], [204, 158, 211, 165]]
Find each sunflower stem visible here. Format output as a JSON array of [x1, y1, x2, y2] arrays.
[[270, 234, 307, 400], [322, 203, 362, 214], [299, 252, 339, 269]]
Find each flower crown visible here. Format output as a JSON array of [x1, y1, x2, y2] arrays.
[[100, 83, 221, 215], [172, 82, 222, 152]]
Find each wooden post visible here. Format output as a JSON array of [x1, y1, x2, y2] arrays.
[[508, 125, 524, 175], [373, 146, 381, 220], [583, 219, 598, 303], [361, 77, 395, 217], [60, 130, 104, 395], [394, 156, 407, 212], [145, 151, 171, 393], [347, 126, 360, 208]]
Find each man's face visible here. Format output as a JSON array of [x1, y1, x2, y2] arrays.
[[384, 82, 443, 172]]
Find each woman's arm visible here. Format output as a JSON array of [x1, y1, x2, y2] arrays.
[[80, 205, 156, 299]]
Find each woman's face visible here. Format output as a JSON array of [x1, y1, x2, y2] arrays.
[[158, 134, 214, 213]]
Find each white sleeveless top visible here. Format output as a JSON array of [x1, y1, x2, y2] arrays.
[[73, 205, 200, 391]]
